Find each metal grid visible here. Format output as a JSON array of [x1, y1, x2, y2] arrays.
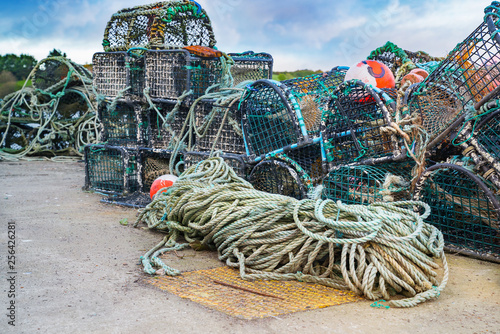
[[32, 58, 91, 91], [144, 50, 273, 102], [98, 101, 147, 147], [194, 101, 245, 154], [56, 89, 92, 121], [321, 80, 400, 168], [138, 148, 177, 193], [228, 52, 273, 86], [84, 144, 139, 195], [240, 80, 302, 157], [322, 163, 412, 205], [183, 151, 250, 180], [284, 143, 324, 183], [249, 158, 306, 200], [92, 52, 144, 99], [148, 102, 189, 149], [408, 4, 500, 140], [475, 108, 500, 160], [282, 67, 347, 135], [414, 163, 499, 262]]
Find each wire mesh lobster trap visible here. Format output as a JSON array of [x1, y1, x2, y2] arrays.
[[193, 101, 245, 154], [102, 1, 216, 52], [92, 52, 145, 99], [321, 161, 414, 205], [408, 2, 500, 143], [144, 49, 273, 102], [98, 101, 148, 147], [84, 144, 139, 195], [248, 144, 323, 200], [138, 147, 181, 193], [320, 80, 403, 170], [32, 57, 92, 92], [414, 162, 500, 263], [0, 124, 29, 154], [183, 151, 251, 180], [147, 101, 190, 149], [56, 88, 94, 121]]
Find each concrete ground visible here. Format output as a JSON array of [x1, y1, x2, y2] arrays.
[[0, 160, 499, 334]]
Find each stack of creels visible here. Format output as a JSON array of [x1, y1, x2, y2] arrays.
[[0, 57, 97, 160], [102, 1, 216, 52]]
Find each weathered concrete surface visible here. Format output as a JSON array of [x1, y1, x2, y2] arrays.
[[0, 161, 499, 334]]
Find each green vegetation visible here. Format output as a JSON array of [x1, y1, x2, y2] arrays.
[[272, 69, 323, 81]]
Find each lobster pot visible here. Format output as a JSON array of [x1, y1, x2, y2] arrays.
[[98, 101, 147, 147], [283, 143, 324, 183], [0, 124, 29, 154], [321, 163, 413, 205], [144, 50, 273, 102], [368, 41, 442, 77], [321, 80, 401, 170], [240, 80, 304, 157], [409, 3, 500, 141], [183, 151, 250, 180], [148, 102, 190, 149], [473, 108, 500, 161], [194, 101, 245, 154], [227, 52, 274, 86], [102, 1, 216, 52], [32, 57, 92, 91], [93, 52, 144, 99], [56, 88, 93, 121], [414, 163, 500, 262], [138, 148, 180, 193], [84, 144, 139, 195]]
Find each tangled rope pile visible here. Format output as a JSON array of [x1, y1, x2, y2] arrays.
[[135, 157, 448, 308], [0, 56, 98, 161]]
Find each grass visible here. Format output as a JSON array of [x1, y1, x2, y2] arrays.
[[272, 69, 323, 81]]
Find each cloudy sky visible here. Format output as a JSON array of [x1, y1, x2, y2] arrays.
[[0, 0, 493, 71]]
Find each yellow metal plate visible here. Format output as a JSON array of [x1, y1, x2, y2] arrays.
[[147, 266, 362, 319]]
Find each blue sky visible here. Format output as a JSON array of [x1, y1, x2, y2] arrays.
[[0, 0, 492, 71]]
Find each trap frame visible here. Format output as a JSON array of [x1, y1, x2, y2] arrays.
[[414, 162, 500, 263], [408, 2, 500, 144], [183, 151, 251, 180], [92, 51, 145, 99], [147, 101, 191, 149], [321, 161, 414, 206], [320, 80, 403, 171], [144, 49, 273, 102], [138, 147, 181, 192], [102, 1, 216, 52], [84, 144, 139, 196], [98, 100, 148, 147]]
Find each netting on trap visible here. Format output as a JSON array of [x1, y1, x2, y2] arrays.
[[144, 49, 272, 102], [92, 52, 145, 99], [283, 143, 324, 184], [321, 163, 413, 205], [240, 80, 305, 157], [227, 52, 273, 86], [193, 101, 245, 154], [138, 148, 181, 192], [281, 67, 348, 135], [414, 163, 500, 262], [102, 1, 216, 52], [248, 158, 309, 200], [98, 101, 147, 147], [320, 80, 402, 170], [0, 124, 30, 154], [183, 151, 251, 180], [473, 106, 500, 161], [147, 101, 190, 149], [84, 144, 139, 195], [408, 2, 500, 141], [32, 57, 92, 92], [56, 88, 93, 121], [368, 41, 443, 79]]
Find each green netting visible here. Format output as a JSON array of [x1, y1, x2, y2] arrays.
[[103, 1, 216, 52], [321, 80, 400, 168], [321, 164, 412, 205], [408, 3, 500, 142], [148, 101, 190, 149], [228, 52, 273, 86], [84, 144, 139, 195], [414, 163, 499, 261], [98, 101, 147, 147], [475, 108, 500, 160]]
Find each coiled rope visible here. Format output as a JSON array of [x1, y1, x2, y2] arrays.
[[135, 157, 448, 308]]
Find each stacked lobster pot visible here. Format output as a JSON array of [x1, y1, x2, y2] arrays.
[[240, 68, 347, 198], [404, 3, 500, 262], [84, 0, 273, 206]]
